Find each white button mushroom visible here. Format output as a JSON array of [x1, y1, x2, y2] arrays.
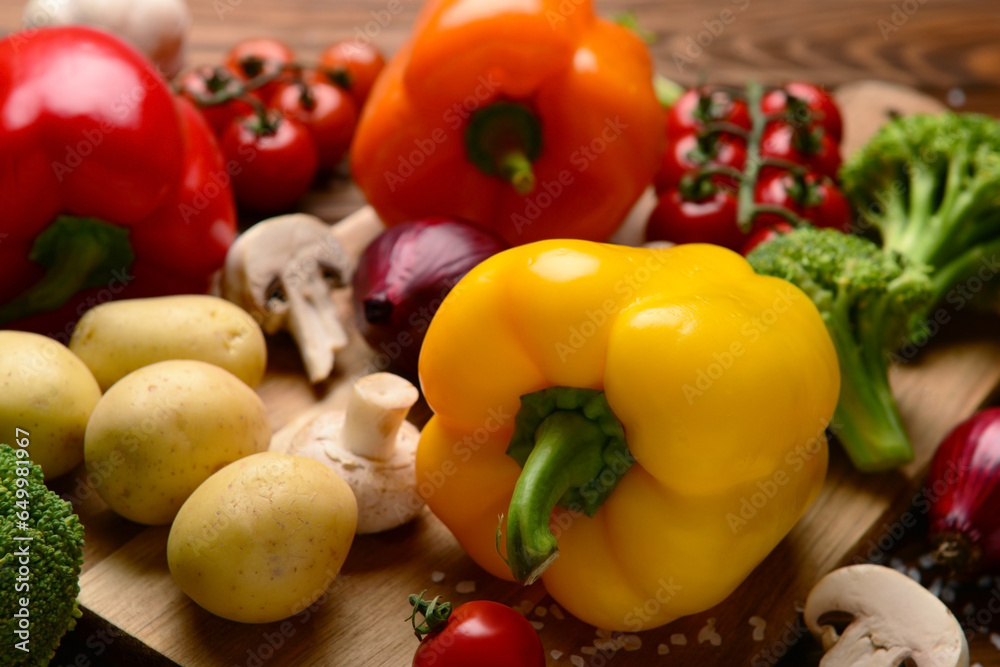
[[277, 372, 424, 534], [222, 214, 353, 384], [804, 564, 970, 667]]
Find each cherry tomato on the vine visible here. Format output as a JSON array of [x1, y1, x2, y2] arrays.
[[409, 595, 544, 667], [760, 122, 841, 180], [225, 37, 295, 102], [654, 132, 746, 193], [761, 82, 843, 143], [271, 79, 359, 171], [753, 170, 852, 232], [221, 112, 318, 213], [176, 66, 255, 137], [317, 41, 386, 107], [666, 87, 751, 139], [646, 186, 745, 251]]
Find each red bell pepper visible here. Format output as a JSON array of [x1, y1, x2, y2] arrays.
[[0, 26, 236, 340]]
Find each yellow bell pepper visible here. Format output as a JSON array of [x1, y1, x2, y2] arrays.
[[416, 240, 840, 631]]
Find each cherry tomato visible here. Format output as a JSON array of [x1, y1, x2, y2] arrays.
[[759, 122, 841, 179], [646, 187, 745, 251], [221, 112, 318, 213], [317, 41, 386, 106], [176, 66, 255, 137], [753, 170, 852, 232], [225, 37, 295, 102], [271, 80, 359, 171], [740, 221, 793, 255], [410, 597, 544, 667], [761, 82, 843, 143], [666, 87, 751, 139], [655, 131, 746, 193]]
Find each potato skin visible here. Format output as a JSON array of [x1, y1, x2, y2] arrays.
[[167, 452, 358, 623], [69, 295, 267, 391], [0, 331, 101, 479], [84, 360, 271, 525]]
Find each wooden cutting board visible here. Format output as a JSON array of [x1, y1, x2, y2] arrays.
[[54, 82, 1000, 666]]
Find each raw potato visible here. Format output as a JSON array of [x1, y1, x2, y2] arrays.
[[84, 360, 271, 525], [0, 331, 101, 479], [167, 452, 358, 623], [69, 295, 267, 391]]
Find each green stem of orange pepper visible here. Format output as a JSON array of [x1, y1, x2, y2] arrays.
[[466, 103, 542, 195]]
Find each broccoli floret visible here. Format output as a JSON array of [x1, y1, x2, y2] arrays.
[[746, 227, 933, 472], [1, 443, 85, 666], [841, 112, 1000, 305]]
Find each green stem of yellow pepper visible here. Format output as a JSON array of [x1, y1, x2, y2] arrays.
[[503, 387, 633, 584]]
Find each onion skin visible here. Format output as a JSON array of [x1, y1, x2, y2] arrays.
[[927, 406, 1000, 573], [351, 218, 508, 378]]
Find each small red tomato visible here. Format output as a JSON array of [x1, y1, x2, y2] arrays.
[[318, 41, 386, 107], [271, 80, 359, 171], [176, 66, 255, 137], [761, 82, 843, 143], [225, 37, 296, 102], [654, 131, 746, 193], [753, 170, 852, 232], [740, 221, 794, 255], [221, 112, 318, 213], [760, 122, 841, 179], [409, 593, 545, 667], [646, 186, 745, 251], [666, 87, 751, 139]]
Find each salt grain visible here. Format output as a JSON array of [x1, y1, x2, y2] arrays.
[[531, 620, 544, 631], [918, 553, 937, 570], [430, 571, 445, 583], [550, 604, 565, 620], [906, 567, 921, 584], [621, 635, 642, 651], [889, 557, 906, 572], [991, 633, 1000, 651], [580, 646, 597, 655], [927, 577, 943, 598], [534, 606, 547, 617], [749, 616, 767, 642], [657, 643, 670, 655], [455, 580, 476, 594], [964, 602, 977, 617], [570, 656, 585, 667], [941, 586, 957, 603], [670, 633, 687, 645], [698, 618, 722, 646], [519, 599, 535, 614], [550, 650, 564, 660]]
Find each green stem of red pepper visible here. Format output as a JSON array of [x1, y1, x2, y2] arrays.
[[0, 216, 134, 326], [465, 103, 542, 196], [501, 387, 632, 584]]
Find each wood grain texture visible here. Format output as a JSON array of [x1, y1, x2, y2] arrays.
[[2, 0, 1000, 665]]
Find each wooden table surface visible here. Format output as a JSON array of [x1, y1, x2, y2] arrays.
[[2, 0, 1000, 665]]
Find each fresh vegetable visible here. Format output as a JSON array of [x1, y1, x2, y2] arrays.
[[408, 591, 545, 667], [351, 217, 508, 378], [804, 565, 968, 667], [221, 213, 352, 383], [0, 27, 236, 337], [746, 227, 933, 471], [84, 360, 271, 525], [167, 451, 357, 623], [221, 110, 319, 213], [176, 65, 254, 135], [68, 294, 268, 391], [0, 331, 100, 479], [646, 81, 848, 250], [271, 79, 358, 171], [351, 0, 664, 245], [417, 239, 839, 630], [278, 373, 424, 534], [840, 112, 1000, 307], [316, 40, 386, 106], [0, 444, 85, 667], [927, 407, 1000, 573], [225, 36, 295, 103], [22, 0, 191, 78]]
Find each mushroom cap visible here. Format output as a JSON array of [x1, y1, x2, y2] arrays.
[[288, 411, 424, 534], [804, 564, 969, 667]]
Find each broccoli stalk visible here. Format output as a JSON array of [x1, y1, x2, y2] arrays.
[[1, 444, 85, 667], [841, 112, 1000, 306], [747, 227, 933, 472]]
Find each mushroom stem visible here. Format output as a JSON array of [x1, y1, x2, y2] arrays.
[[285, 267, 349, 383], [332, 373, 419, 461]]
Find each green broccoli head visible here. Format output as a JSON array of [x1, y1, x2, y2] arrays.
[[1, 443, 85, 667], [747, 227, 933, 472], [841, 112, 1000, 303]]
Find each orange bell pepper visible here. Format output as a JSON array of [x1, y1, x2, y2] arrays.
[[350, 0, 664, 245]]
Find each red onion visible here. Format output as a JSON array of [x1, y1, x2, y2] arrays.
[[351, 217, 508, 378], [927, 406, 1000, 573]]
